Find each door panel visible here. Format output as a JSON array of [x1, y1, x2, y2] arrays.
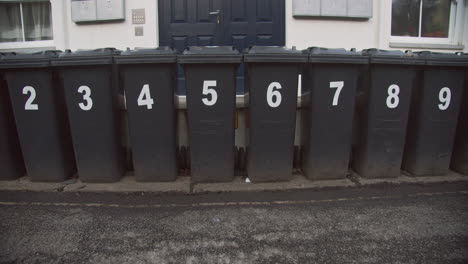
[[159, 0, 285, 94]]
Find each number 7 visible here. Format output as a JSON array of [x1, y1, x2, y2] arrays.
[[329, 81, 344, 106]]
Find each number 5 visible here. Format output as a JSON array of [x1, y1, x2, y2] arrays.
[[202, 80, 217, 106], [329, 81, 344, 106]]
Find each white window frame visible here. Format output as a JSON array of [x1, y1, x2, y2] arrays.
[[0, 0, 57, 50], [386, 0, 466, 49]]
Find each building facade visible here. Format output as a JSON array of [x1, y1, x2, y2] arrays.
[[1, 0, 467, 53]]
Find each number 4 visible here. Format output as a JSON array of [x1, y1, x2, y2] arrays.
[[329, 81, 344, 106], [137, 84, 154, 109]]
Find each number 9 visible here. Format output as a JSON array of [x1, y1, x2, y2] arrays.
[[438, 87, 451, 111]]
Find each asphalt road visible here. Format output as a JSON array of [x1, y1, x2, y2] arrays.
[[0, 182, 468, 263]]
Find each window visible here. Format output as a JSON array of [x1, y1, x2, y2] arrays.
[[0, 0, 53, 49], [390, 0, 461, 46]]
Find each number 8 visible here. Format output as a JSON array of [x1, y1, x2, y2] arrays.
[[386, 84, 400, 109]]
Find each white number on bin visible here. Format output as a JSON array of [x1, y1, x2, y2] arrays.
[[386, 84, 400, 109], [329, 81, 344, 106], [137, 84, 154, 109], [267, 82, 282, 108], [78, 85, 93, 111], [202, 80, 218, 106], [438, 87, 451, 111], [23, 86, 38, 110]]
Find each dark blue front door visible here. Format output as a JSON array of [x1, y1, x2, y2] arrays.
[[159, 0, 285, 94]]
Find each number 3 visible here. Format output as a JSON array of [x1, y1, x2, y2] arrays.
[[78, 85, 93, 111]]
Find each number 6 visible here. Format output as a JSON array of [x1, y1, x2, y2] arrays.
[[267, 82, 282, 108]]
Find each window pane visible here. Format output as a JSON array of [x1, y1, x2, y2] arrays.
[[0, 3, 23, 43], [391, 0, 421, 37], [22, 2, 53, 41], [421, 0, 450, 38]]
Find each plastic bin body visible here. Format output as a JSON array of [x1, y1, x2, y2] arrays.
[[1, 52, 75, 182], [403, 52, 467, 176], [302, 48, 368, 180], [53, 49, 124, 182], [179, 46, 241, 183], [0, 68, 25, 180], [115, 47, 177, 182], [352, 50, 423, 178], [244, 46, 307, 182], [451, 62, 468, 175]]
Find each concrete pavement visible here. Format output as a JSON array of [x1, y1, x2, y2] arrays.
[[0, 182, 467, 263]]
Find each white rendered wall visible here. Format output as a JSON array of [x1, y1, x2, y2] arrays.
[[53, 0, 158, 51], [285, 0, 380, 50]]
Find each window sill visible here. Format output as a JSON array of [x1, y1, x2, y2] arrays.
[[389, 42, 464, 50]]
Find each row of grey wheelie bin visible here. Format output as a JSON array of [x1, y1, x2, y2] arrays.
[[0, 47, 467, 183]]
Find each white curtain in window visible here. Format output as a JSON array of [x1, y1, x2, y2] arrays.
[[22, 2, 53, 41], [0, 3, 23, 43]]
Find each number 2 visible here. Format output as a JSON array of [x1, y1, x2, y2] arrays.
[[78, 85, 93, 111], [137, 84, 154, 109], [329, 81, 344, 106], [23, 86, 38, 110]]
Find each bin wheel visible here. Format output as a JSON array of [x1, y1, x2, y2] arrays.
[[293, 146, 301, 172], [178, 146, 187, 175], [186, 146, 191, 172], [238, 147, 246, 175], [127, 148, 134, 172], [234, 147, 239, 175]]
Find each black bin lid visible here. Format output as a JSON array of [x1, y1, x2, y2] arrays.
[[363, 49, 425, 65], [416, 51, 468, 67], [0, 50, 60, 69], [243, 46, 308, 63], [178, 46, 242, 64], [307, 47, 368, 64], [114, 47, 177, 65], [51, 48, 119, 67]]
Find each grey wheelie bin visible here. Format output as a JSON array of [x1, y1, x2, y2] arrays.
[[0, 51, 75, 182], [451, 53, 468, 175], [115, 47, 178, 182], [403, 52, 467, 176], [178, 46, 241, 183], [301, 47, 368, 180], [0, 54, 25, 180], [352, 49, 424, 178], [52, 48, 124, 183], [244, 46, 307, 182]]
